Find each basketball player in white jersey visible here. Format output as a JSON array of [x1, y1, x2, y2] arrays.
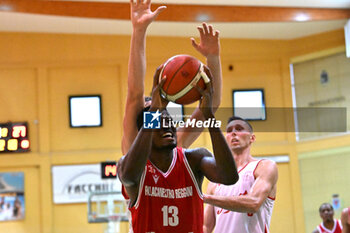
[[122, 0, 223, 155], [203, 116, 278, 233]]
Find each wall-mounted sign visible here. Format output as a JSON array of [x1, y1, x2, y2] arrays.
[[0, 122, 29, 153], [0, 172, 25, 221], [101, 161, 117, 179], [52, 164, 122, 204]]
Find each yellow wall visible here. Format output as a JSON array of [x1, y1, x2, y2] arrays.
[[299, 146, 350, 233], [0, 28, 346, 233], [289, 29, 349, 233]]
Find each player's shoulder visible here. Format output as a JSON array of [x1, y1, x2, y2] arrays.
[[254, 159, 278, 176], [183, 147, 212, 171], [184, 147, 210, 156], [184, 147, 212, 161], [258, 158, 277, 167]]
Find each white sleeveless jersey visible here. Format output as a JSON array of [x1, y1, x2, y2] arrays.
[[213, 160, 275, 233]]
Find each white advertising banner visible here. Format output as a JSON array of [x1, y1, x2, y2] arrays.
[[52, 164, 123, 204]]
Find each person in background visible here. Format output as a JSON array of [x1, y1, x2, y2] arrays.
[[312, 203, 342, 233]]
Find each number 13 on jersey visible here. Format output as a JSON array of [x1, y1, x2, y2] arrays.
[[161, 205, 179, 226]]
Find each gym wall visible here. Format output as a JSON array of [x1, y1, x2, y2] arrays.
[[0, 28, 346, 233]]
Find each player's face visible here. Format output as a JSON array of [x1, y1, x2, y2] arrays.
[[319, 204, 334, 222], [226, 120, 255, 152], [152, 111, 177, 150]]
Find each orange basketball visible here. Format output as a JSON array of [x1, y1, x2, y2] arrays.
[[159, 55, 210, 105]]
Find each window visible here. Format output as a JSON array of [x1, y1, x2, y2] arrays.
[[232, 89, 266, 121], [69, 95, 102, 128]]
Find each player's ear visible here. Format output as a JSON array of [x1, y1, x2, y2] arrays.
[[250, 134, 256, 143]]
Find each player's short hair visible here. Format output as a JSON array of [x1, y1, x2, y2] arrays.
[[227, 116, 253, 133], [144, 96, 152, 102], [319, 203, 333, 212]]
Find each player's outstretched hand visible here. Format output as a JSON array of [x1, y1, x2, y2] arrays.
[[191, 22, 220, 57], [130, 0, 166, 30], [193, 66, 214, 119]]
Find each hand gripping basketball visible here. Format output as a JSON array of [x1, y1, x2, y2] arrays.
[[158, 54, 210, 105]]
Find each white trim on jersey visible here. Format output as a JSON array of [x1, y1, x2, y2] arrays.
[[318, 219, 342, 233], [149, 148, 177, 178], [133, 167, 147, 210], [182, 148, 203, 199]]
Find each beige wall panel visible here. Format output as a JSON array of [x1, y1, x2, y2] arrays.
[[339, 72, 350, 98], [313, 56, 339, 83], [337, 53, 350, 76], [293, 61, 315, 85], [299, 149, 350, 233], [294, 82, 316, 107], [48, 65, 121, 152], [314, 75, 340, 102]]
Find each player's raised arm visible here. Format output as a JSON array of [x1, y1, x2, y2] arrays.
[[118, 70, 167, 205], [186, 76, 238, 185], [177, 23, 222, 148], [122, 0, 166, 154], [191, 23, 222, 109]]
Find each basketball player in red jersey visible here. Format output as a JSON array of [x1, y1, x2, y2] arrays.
[[341, 207, 350, 233], [117, 68, 239, 232], [312, 203, 342, 233], [121, 0, 223, 155]]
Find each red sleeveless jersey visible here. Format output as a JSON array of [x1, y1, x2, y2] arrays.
[[317, 219, 343, 233], [123, 147, 204, 233]]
